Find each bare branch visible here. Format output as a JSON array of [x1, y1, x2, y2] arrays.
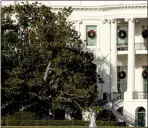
[[58, 91, 89, 99], [43, 61, 54, 81], [73, 100, 83, 110]]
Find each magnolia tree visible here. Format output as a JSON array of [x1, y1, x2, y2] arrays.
[[2, 2, 104, 118]]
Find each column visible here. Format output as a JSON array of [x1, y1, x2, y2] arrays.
[[110, 19, 118, 92], [78, 20, 82, 35], [126, 18, 135, 92]]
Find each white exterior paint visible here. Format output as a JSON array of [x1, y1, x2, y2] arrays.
[[127, 19, 135, 93], [110, 19, 118, 92], [2, 1, 148, 127]]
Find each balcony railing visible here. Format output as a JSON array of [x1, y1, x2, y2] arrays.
[[117, 43, 128, 51], [106, 92, 124, 101], [133, 92, 148, 99], [135, 43, 148, 50], [117, 43, 148, 51]]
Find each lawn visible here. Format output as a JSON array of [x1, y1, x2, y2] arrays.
[[1, 126, 146, 128]]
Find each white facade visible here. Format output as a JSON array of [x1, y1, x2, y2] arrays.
[[2, 1, 148, 127], [50, 1, 148, 127]]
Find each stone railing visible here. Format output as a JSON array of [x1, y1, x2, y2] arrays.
[[117, 43, 148, 51], [135, 43, 148, 50], [117, 43, 128, 51], [133, 92, 148, 99]]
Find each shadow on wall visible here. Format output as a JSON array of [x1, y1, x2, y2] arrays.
[[96, 109, 116, 121], [82, 47, 113, 94], [93, 52, 113, 94], [93, 52, 127, 94]]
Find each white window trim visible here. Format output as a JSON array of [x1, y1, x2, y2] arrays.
[[81, 21, 100, 49], [117, 24, 128, 45]]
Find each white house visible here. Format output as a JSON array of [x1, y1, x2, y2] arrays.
[[49, 1, 148, 127], [2, 1, 148, 127]]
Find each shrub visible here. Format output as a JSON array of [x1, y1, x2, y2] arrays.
[[2, 111, 37, 126], [2, 111, 36, 120], [2, 119, 120, 126]]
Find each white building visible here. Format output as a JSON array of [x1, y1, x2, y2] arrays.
[[2, 1, 148, 127], [50, 1, 148, 127]]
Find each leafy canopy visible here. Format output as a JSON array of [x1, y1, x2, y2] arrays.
[[2, 2, 99, 117]]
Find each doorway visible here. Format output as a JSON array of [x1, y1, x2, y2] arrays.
[[136, 107, 146, 127]]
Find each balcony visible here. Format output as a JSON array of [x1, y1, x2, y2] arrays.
[[133, 92, 148, 99], [117, 43, 128, 51], [117, 43, 148, 51], [135, 43, 148, 50]]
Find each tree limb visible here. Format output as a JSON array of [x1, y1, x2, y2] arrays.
[[58, 91, 89, 99], [73, 100, 83, 110], [43, 61, 51, 81]]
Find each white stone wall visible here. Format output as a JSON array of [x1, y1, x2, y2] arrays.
[[123, 100, 147, 126]]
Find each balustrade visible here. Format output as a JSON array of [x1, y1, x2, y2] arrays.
[[117, 43, 148, 51]]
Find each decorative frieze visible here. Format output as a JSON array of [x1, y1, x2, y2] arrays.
[[51, 4, 147, 12]]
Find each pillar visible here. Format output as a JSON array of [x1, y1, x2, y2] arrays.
[[126, 18, 135, 92], [110, 18, 118, 92]]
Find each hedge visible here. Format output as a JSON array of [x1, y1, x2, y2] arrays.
[[2, 112, 126, 126], [1, 120, 125, 126]]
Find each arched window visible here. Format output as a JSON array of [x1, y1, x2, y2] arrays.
[[136, 107, 146, 127]]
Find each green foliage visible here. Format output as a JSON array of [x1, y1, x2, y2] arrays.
[[2, 1, 99, 116], [2, 111, 36, 120], [2, 112, 36, 126], [2, 119, 121, 126]]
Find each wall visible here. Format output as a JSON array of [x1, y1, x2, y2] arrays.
[[124, 100, 147, 126]]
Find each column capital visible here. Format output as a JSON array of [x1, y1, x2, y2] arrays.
[[106, 19, 111, 23], [111, 18, 117, 23], [124, 18, 135, 23], [78, 20, 83, 24], [102, 19, 107, 24]]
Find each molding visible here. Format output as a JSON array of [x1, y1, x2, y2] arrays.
[[110, 18, 117, 23], [124, 18, 129, 22], [79, 20, 83, 24], [102, 19, 107, 24], [129, 18, 135, 23], [51, 3, 147, 12], [107, 19, 111, 24], [124, 18, 136, 23]]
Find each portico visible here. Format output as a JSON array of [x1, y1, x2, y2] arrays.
[[103, 18, 136, 97]]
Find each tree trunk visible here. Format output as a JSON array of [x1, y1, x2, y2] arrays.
[[89, 111, 96, 128]]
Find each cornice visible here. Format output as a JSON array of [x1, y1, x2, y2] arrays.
[[51, 3, 147, 11]]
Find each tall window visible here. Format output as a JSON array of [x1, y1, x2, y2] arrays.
[[86, 25, 97, 46], [142, 66, 148, 93], [117, 25, 128, 45], [117, 66, 127, 92]]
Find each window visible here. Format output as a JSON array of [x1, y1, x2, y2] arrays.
[[86, 25, 97, 46], [117, 66, 127, 92], [142, 66, 148, 93], [103, 93, 107, 100], [117, 25, 128, 45]]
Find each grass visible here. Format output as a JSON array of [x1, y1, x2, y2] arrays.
[[0, 127, 132, 128], [2, 125, 123, 128]]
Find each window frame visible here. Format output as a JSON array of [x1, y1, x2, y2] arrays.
[[117, 24, 128, 45], [86, 25, 97, 46], [81, 21, 100, 48]]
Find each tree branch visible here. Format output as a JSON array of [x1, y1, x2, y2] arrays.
[[43, 61, 53, 81], [58, 91, 89, 99], [73, 100, 83, 111]]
